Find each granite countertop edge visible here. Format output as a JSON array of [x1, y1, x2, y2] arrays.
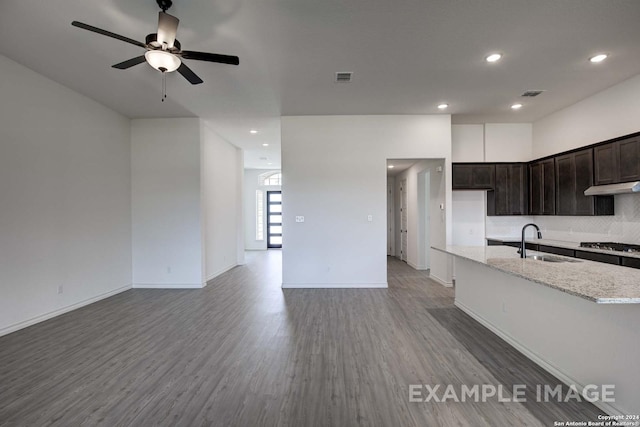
[[485, 237, 640, 259], [432, 246, 640, 304]]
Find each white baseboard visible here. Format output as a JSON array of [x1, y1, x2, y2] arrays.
[[205, 263, 238, 283], [454, 300, 622, 416], [428, 273, 453, 288], [407, 261, 428, 270], [133, 283, 203, 289], [0, 284, 132, 337], [282, 282, 388, 289]]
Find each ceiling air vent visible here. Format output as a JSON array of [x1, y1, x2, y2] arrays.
[[335, 72, 353, 83], [521, 90, 546, 97]]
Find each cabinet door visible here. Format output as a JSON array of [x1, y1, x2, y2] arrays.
[[471, 164, 495, 189], [529, 162, 542, 215], [618, 137, 640, 182], [507, 164, 527, 215], [574, 149, 595, 215], [491, 164, 526, 215], [452, 164, 495, 189], [452, 164, 473, 189], [541, 159, 556, 215], [493, 165, 509, 214], [555, 148, 610, 216], [529, 159, 555, 215], [555, 153, 576, 215], [594, 143, 618, 185]]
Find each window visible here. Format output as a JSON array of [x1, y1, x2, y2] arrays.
[[256, 190, 264, 240], [259, 172, 282, 186]]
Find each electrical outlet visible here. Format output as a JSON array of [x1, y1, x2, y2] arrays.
[[295, 216, 305, 223], [57, 285, 63, 295], [367, 215, 373, 222], [502, 302, 507, 313]]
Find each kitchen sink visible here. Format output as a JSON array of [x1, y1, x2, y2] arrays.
[[526, 254, 581, 263]]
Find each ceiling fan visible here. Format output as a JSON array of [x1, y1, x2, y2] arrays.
[[71, 0, 239, 85]]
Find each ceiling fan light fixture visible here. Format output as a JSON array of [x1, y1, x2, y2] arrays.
[[145, 50, 181, 72]]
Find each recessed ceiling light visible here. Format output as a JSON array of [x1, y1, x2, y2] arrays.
[[388, 165, 395, 169], [511, 103, 523, 110], [589, 54, 608, 63], [437, 103, 449, 110], [485, 53, 502, 63], [262, 143, 269, 147], [250, 130, 258, 134]]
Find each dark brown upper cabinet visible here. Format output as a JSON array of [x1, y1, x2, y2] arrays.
[[528, 158, 555, 215], [555, 148, 614, 216], [452, 163, 495, 190], [488, 163, 528, 216], [594, 137, 640, 185]]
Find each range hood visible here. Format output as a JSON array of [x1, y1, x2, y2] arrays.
[[584, 181, 640, 196]]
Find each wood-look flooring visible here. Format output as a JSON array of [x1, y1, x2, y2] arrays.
[[0, 251, 602, 426]]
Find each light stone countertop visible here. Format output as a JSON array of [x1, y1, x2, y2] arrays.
[[486, 237, 640, 259], [433, 245, 640, 304]]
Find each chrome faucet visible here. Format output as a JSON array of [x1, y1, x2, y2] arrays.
[[520, 223, 542, 258]]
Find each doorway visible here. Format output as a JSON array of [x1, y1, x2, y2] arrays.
[[267, 191, 282, 248]]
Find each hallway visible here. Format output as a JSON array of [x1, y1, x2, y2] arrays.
[[0, 251, 600, 426]]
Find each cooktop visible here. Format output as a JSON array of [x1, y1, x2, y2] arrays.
[[579, 242, 640, 253]]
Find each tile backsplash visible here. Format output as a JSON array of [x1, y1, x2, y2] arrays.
[[486, 194, 640, 244]]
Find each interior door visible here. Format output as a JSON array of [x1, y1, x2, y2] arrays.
[[400, 179, 408, 262], [267, 191, 282, 248]]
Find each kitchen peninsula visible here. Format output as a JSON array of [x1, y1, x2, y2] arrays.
[[434, 245, 640, 416]]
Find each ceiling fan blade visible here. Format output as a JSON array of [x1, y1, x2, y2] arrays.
[[112, 56, 147, 69], [157, 12, 179, 48], [180, 51, 239, 66], [71, 21, 146, 48], [177, 63, 204, 85]]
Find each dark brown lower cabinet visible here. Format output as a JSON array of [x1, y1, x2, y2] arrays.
[[575, 250, 621, 266], [621, 257, 640, 269], [538, 245, 574, 257]]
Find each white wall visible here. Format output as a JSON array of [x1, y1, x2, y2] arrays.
[[452, 124, 484, 162], [533, 74, 640, 159], [201, 124, 244, 281], [451, 123, 533, 243], [0, 54, 132, 336], [484, 123, 532, 162], [452, 123, 532, 163], [131, 118, 203, 288], [452, 191, 486, 245], [244, 169, 281, 250], [281, 115, 452, 288]]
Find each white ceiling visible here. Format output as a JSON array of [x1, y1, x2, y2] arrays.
[[2, 0, 640, 169], [387, 160, 418, 177]]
